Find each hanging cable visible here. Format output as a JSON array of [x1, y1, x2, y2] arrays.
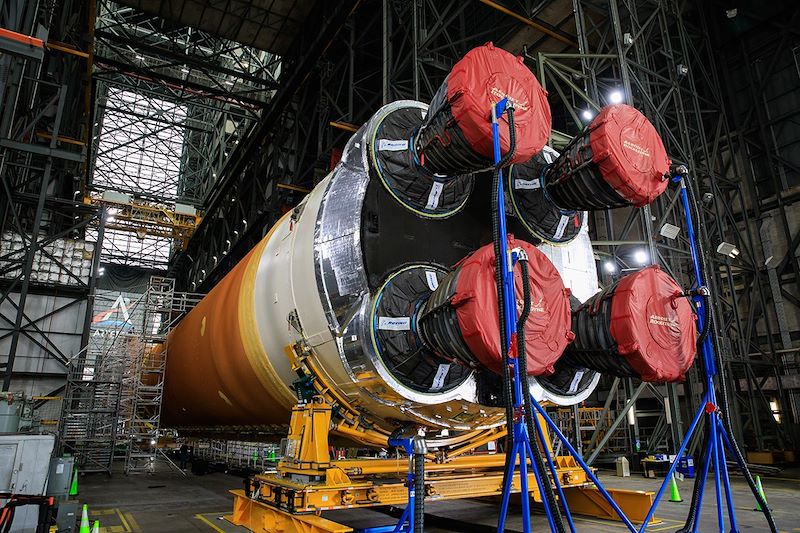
[[491, 106, 519, 507], [517, 256, 567, 533], [683, 175, 777, 533]]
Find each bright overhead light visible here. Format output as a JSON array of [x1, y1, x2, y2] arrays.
[[604, 260, 617, 273], [634, 249, 649, 265], [582, 109, 594, 121], [135, 55, 144, 60], [716, 242, 739, 258], [224, 80, 234, 86], [181, 67, 189, 73], [609, 90, 624, 104]]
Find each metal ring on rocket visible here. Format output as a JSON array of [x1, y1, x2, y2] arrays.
[[507, 146, 585, 245], [414, 42, 552, 176], [369, 265, 473, 394], [564, 265, 697, 382], [545, 104, 671, 210], [370, 104, 474, 218], [418, 237, 574, 376]]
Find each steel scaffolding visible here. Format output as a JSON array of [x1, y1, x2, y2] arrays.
[[59, 277, 200, 474], [60, 288, 146, 474], [0, 0, 100, 401]]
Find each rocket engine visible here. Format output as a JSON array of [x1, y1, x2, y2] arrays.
[[162, 43, 692, 446]]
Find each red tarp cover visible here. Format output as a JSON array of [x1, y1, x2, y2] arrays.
[[589, 104, 671, 206], [451, 237, 572, 376], [447, 42, 551, 165], [609, 265, 697, 382]]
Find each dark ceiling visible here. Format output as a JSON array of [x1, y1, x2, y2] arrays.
[[113, 0, 316, 55]]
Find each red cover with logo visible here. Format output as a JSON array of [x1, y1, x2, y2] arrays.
[[450, 236, 573, 376], [589, 104, 671, 206], [609, 265, 697, 382], [447, 42, 551, 165]]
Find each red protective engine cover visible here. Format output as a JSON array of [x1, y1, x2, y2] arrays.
[[448, 42, 551, 165], [589, 104, 671, 206], [609, 265, 697, 382], [450, 237, 573, 376]]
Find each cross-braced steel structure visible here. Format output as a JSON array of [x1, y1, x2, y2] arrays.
[[169, 0, 800, 460], [3, 0, 799, 468], [0, 0, 101, 403]]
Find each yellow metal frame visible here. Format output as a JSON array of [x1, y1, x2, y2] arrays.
[[84, 196, 202, 250], [223, 398, 656, 533], [227, 490, 353, 533], [223, 342, 657, 533]]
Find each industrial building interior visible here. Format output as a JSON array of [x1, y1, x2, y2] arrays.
[[1, 0, 799, 531]]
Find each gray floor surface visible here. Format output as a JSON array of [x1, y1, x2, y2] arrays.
[[76, 460, 798, 532]]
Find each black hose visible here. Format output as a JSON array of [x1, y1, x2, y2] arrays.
[[683, 178, 778, 532], [694, 293, 711, 347], [491, 108, 522, 508], [414, 452, 425, 532], [675, 416, 707, 533], [518, 258, 566, 532]]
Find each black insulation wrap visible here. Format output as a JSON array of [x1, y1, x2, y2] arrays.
[[562, 281, 638, 377], [417, 266, 478, 368], [371, 266, 471, 393], [508, 153, 585, 244], [372, 105, 474, 217], [536, 358, 600, 398], [535, 296, 600, 399], [414, 82, 494, 175], [545, 130, 629, 210]]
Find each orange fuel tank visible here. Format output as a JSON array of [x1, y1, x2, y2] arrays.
[[162, 215, 296, 428]]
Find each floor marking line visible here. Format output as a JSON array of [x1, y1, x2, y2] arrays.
[[195, 513, 227, 533], [115, 508, 132, 531], [123, 512, 142, 532]]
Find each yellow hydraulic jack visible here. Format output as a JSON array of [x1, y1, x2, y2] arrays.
[[225, 396, 658, 533]]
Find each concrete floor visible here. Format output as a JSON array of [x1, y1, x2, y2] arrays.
[[77, 460, 799, 532]]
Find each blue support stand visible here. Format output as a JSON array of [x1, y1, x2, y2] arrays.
[[492, 99, 638, 533], [636, 167, 747, 533], [491, 98, 554, 533], [360, 436, 423, 533]]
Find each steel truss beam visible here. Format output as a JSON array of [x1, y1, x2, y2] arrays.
[[171, 0, 361, 291], [0, 0, 100, 395], [535, 0, 795, 454]]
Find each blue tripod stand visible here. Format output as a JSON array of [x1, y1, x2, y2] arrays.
[[491, 99, 637, 533], [635, 166, 777, 533]]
